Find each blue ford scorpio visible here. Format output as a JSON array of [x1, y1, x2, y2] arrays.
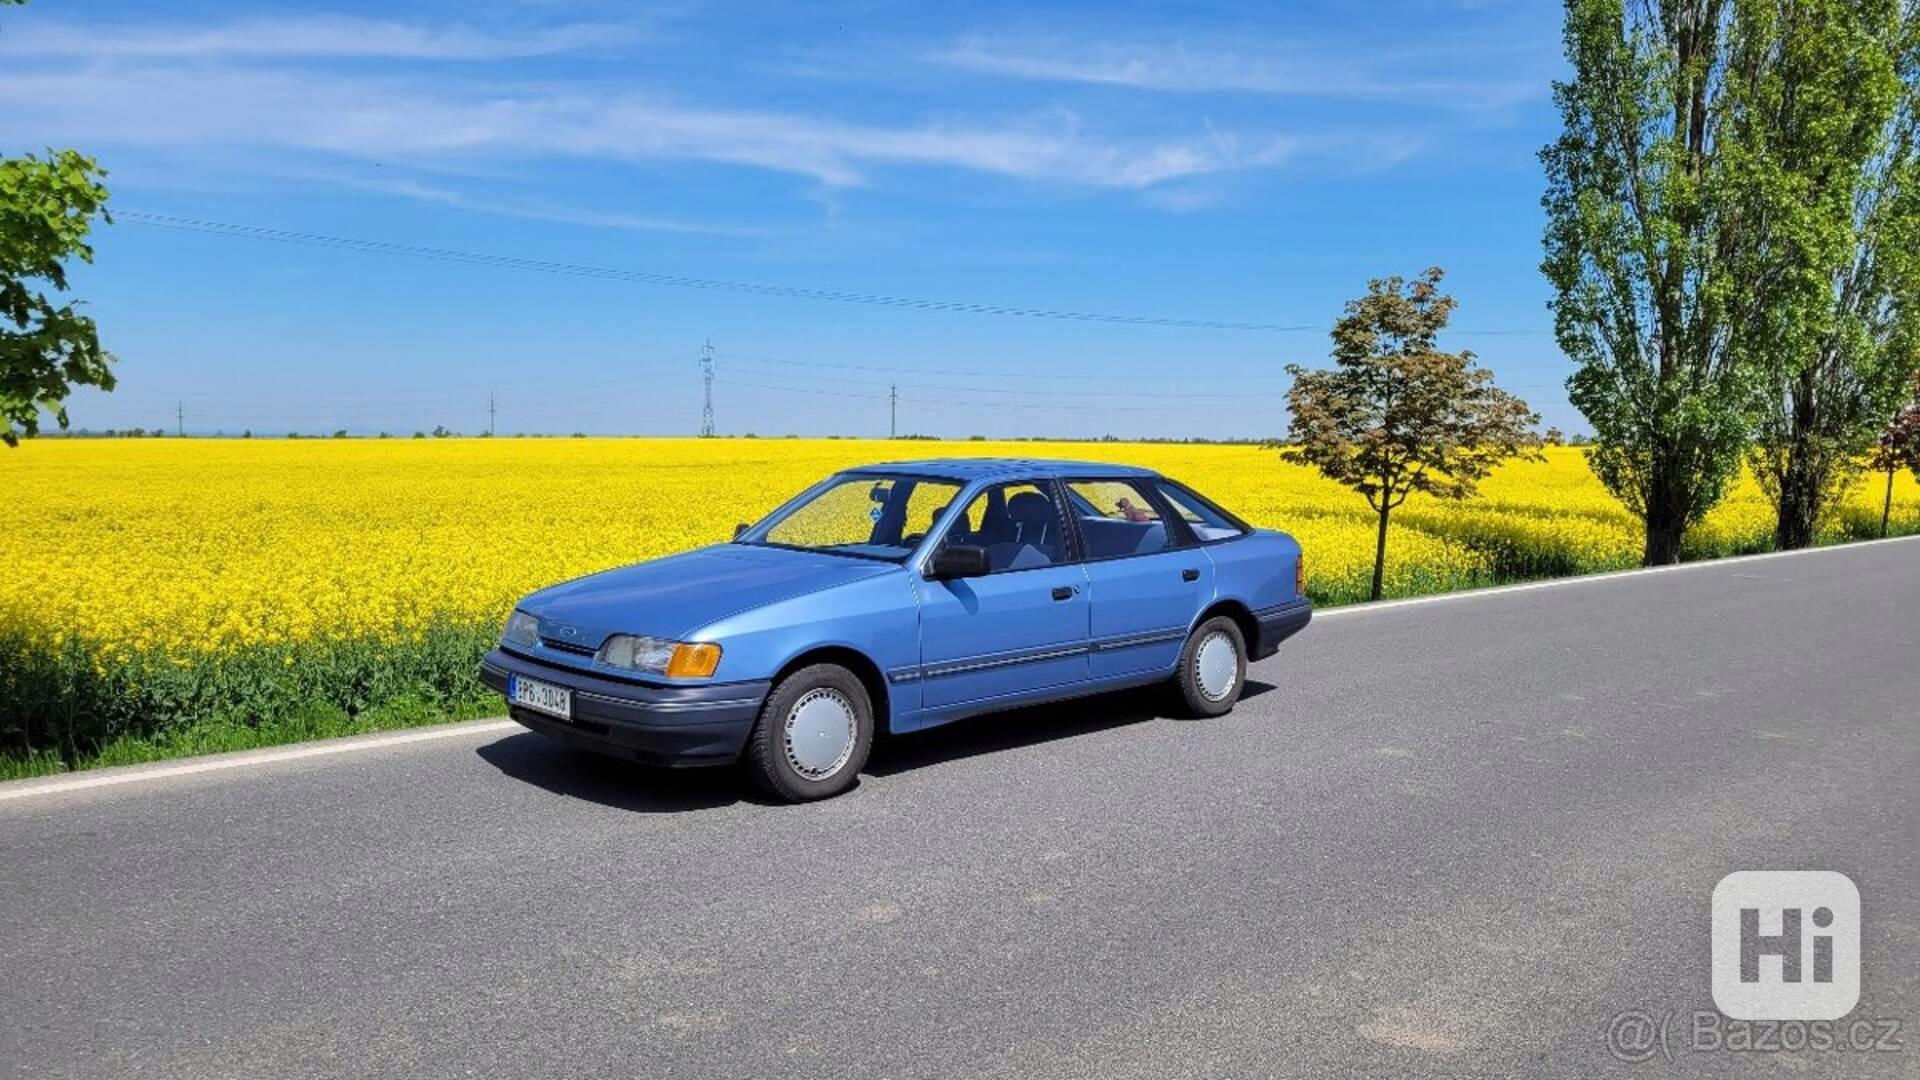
[[480, 459, 1311, 800]]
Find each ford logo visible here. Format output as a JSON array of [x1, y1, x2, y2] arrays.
[[557, 625, 579, 638]]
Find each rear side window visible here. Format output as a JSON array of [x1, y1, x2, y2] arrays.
[[1064, 480, 1174, 558], [1156, 482, 1249, 542]]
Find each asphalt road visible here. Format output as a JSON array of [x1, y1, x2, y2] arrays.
[[3, 540, 1917, 1079]]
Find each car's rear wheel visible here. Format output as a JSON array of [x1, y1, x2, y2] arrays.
[[1173, 615, 1247, 717], [745, 663, 874, 801]]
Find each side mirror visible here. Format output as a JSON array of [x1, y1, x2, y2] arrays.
[[733, 523, 750, 540], [929, 543, 990, 579]]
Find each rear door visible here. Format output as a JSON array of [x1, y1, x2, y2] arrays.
[[1063, 478, 1214, 680], [915, 480, 1091, 709]]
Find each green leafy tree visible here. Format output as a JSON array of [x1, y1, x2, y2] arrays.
[[1277, 268, 1543, 601], [1, 150, 112, 447], [1, 0, 113, 447], [1745, 3, 1920, 548], [1540, 0, 1911, 562]]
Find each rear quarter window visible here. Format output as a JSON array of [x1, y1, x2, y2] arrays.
[[1156, 482, 1249, 542]]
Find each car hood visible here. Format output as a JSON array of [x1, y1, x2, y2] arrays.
[[519, 544, 898, 646]]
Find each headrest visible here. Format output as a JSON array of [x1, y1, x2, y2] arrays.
[[1007, 493, 1054, 543], [1006, 491, 1052, 525]]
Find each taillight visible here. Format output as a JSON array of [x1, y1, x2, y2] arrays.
[[1295, 555, 1306, 597]]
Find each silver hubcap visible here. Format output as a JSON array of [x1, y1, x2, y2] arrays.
[[784, 688, 857, 780], [1195, 631, 1239, 701]]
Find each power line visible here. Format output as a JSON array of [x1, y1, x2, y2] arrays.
[[713, 351, 1299, 382], [717, 377, 1283, 415], [113, 212, 1557, 338], [117, 211, 1319, 333], [716, 352, 1569, 395], [722, 360, 1281, 400]]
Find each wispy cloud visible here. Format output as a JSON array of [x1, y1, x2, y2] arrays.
[[327, 175, 771, 237], [1, 15, 644, 61], [931, 34, 1545, 110], [0, 64, 1304, 190]]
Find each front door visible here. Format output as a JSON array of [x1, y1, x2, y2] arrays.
[[915, 480, 1091, 709]]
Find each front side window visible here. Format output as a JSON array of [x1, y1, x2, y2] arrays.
[[940, 481, 1065, 572], [752, 475, 962, 561], [1065, 479, 1175, 558]]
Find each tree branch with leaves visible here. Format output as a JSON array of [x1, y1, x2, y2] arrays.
[[1, 151, 113, 447], [1, 0, 114, 448]]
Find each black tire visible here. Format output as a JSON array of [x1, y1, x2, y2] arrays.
[[1173, 615, 1247, 718], [744, 663, 874, 801]]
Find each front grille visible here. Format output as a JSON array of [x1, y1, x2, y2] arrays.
[[540, 637, 596, 656]]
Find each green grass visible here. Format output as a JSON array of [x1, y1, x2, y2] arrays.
[[0, 692, 501, 781], [0, 623, 500, 780]]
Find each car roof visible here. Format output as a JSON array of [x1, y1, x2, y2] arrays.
[[845, 457, 1159, 482]]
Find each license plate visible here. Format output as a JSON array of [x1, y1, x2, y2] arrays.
[[508, 674, 571, 719]]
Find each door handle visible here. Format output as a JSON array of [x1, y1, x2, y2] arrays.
[[1051, 586, 1075, 601], [1181, 568, 1200, 582]]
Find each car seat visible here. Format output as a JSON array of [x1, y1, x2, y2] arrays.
[[982, 491, 1058, 570]]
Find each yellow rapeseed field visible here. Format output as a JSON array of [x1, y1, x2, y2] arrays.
[[6, 437, 1917, 662]]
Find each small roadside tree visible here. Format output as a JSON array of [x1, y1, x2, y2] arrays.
[[1278, 268, 1543, 601], [1869, 388, 1920, 537]]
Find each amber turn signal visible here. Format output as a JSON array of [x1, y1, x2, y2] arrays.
[[665, 642, 722, 678], [1295, 554, 1306, 598]]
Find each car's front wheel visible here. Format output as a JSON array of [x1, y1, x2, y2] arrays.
[[1174, 615, 1247, 717], [744, 663, 874, 801]]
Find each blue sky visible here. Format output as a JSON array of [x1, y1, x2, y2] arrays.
[[3, 0, 1578, 439]]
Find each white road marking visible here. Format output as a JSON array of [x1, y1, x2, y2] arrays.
[[0, 720, 519, 803], [1315, 534, 1917, 619], [2, 533, 1912, 802]]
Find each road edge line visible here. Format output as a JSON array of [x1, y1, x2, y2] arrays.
[[0, 718, 519, 803], [1315, 533, 1919, 619]]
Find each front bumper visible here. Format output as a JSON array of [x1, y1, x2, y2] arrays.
[[479, 648, 769, 767], [1251, 598, 1313, 660]]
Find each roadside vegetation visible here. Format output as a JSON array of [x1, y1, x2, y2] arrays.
[[3, 437, 1917, 780]]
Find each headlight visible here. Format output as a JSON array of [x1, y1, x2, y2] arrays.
[[502, 610, 540, 648], [596, 635, 722, 678]]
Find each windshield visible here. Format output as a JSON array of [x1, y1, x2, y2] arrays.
[[744, 474, 963, 561]]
